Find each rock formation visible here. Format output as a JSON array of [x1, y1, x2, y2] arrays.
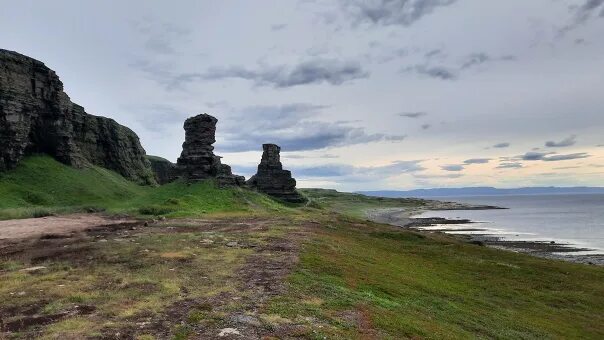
[[248, 144, 305, 203], [174, 113, 244, 186], [147, 156, 178, 185], [0, 49, 155, 184]]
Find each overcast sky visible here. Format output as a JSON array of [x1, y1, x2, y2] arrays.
[[2, 0, 603, 190]]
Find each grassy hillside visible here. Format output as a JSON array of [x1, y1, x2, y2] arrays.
[[0, 155, 284, 219], [270, 215, 604, 338], [300, 188, 426, 218]]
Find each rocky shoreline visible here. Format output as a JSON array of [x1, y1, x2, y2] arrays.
[[366, 205, 604, 266]]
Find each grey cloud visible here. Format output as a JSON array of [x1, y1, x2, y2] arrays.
[[413, 173, 463, 179], [560, 0, 604, 35], [198, 59, 369, 88], [282, 153, 340, 159], [521, 151, 590, 162], [263, 160, 427, 183], [271, 23, 287, 31], [497, 162, 523, 169], [398, 112, 427, 118], [133, 19, 191, 55], [460, 53, 516, 69], [492, 142, 511, 148], [521, 151, 549, 161], [217, 104, 406, 152], [421, 124, 431, 130], [543, 153, 590, 161], [441, 164, 464, 171], [341, 0, 458, 27], [545, 135, 577, 147], [597, 144, 604, 147], [463, 158, 491, 164], [403, 65, 457, 80]]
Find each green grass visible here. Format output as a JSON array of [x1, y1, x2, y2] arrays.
[[267, 216, 604, 339], [0, 155, 285, 219], [300, 188, 426, 218]]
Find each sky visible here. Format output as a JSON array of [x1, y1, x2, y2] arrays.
[[1, 0, 603, 191]]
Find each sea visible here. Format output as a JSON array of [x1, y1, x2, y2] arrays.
[[415, 194, 604, 255]]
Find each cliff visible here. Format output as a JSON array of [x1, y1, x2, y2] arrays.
[[0, 49, 155, 184]]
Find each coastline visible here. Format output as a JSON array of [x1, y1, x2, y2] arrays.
[[365, 204, 604, 266]]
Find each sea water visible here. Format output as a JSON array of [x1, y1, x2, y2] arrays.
[[415, 194, 604, 254]]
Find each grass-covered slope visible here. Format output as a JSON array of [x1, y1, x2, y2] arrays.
[[270, 215, 604, 338], [0, 155, 284, 219]]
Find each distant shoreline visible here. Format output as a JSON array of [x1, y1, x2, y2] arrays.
[[366, 205, 604, 266]]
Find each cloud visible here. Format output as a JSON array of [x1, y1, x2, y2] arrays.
[[282, 153, 340, 159], [441, 164, 464, 171], [492, 142, 511, 148], [340, 0, 458, 27], [460, 53, 516, 69], [497, 162, 523, 169], [597, 144, 604, 147], [398, 112, 427, 118], [271, 23, 287, 31], [295, 160, 425, 179], [217, 104, 406, 152], [521, 151, 549, 161], [403, 65, 457, 80], [180, 59, 369, 89], [559, 0, 604, 35], [463, 158, 491, 164], [132, 19, 191, 55], [421, 124, 431, 130], [545, 135, 577, 147], [520, 151, 590, 162], [413, 173, 463, 179], [542, 153, 590, 161]]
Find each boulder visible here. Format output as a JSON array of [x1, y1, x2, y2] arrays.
[[0, 49, 155, 184], [248, 144, 306, 203]]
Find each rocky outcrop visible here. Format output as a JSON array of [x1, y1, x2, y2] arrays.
[[147, 156, 178, 185], [175, 113, 244, 186], [248, 144, 306, 203], [0, 49, 155, 184]]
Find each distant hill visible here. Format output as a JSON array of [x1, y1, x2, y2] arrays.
[[357, 186, 604, 198]]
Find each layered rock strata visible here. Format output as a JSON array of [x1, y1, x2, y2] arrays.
[[0, 49, 155, 184], [175, 113, 244, 186], [247, 144, 305, 203]]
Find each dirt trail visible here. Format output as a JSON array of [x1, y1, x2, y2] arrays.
[[0, 214, 135, 241]]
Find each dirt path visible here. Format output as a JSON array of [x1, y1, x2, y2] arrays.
[[0, 214, 135, 241]]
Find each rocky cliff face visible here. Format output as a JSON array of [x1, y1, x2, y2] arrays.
[[147, 156, 178, 185], [0, 49, 155, 184], [175, 113, 244, 186], [248, 144, 305, 203]]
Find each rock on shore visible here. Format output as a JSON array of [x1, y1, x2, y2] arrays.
[[0, 49, 155, 184]]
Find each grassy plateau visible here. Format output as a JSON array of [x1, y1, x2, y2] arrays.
[[0, 156, 602, 339]]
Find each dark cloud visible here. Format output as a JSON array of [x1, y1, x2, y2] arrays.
[[421, 124, 431, 130], [543, 153, 590, 161], [398, 112, 427, 118], [217, 104, 406, 152], [441, 164, 464, 171], [294, 160, 425, 180], [463, 158, 491, 164], [271, 23, 287, 31], [198, 59, 368, 88], [460, 53, 516, 69], [597, 144, 604, 147], [341, 0, 458, 27], [545, 135, 577, 147], [497, 162, 523, 169], [521, 151, 549, 161], [559, 0, 604, 35], [493, 142, 511, 148], [520, 151, 590, 162], [403, 65, 457, 80]]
